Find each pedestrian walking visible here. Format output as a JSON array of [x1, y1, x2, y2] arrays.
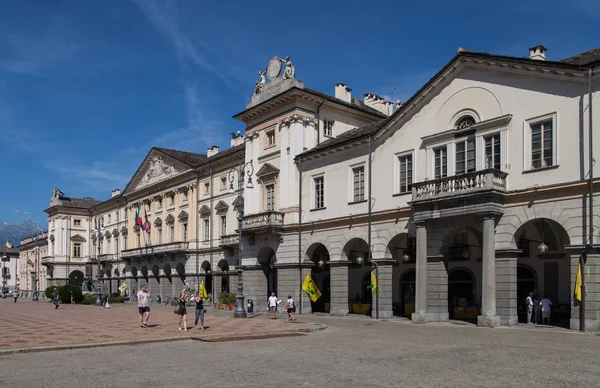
[[267, 292, 279, 319], [52, 287, 59, 309], [137, 284, 151, 328], [540, 296, 553, 325], [103, 285, 110, 309], [177, 292, 188, 331], [525, 292, 534, 324], [13, 287, 19, 303], [194, 292, 205, 330], [285, 295, 296, 321]]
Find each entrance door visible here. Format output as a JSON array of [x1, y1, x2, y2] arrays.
[[448, 269, 475, 320], [400, 270, 415, 317], [517, 266, 536, 322]]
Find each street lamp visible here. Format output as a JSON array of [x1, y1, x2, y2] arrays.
[[2, 241, 13, 298], [228, 159, 254, 318], [94, 216, 104, 306], [33, 246, 39, 301]]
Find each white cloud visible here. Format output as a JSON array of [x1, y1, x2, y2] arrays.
[[14, 209, 19, 213]]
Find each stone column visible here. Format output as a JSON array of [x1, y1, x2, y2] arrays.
[[412, 222, 428, 323], [495, 250, 518, 326], [276, 266, 297, 314], [372, 261, 394, 319], [239, 266, 265, 311], [426, 255, 449, 322], [478, 216, 500, 327], [299, 265, 313, 314], [569, 247, 600, 331], [329, 263, 349, 316]]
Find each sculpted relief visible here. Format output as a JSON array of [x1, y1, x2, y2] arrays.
[[137, 156, 180, 189]]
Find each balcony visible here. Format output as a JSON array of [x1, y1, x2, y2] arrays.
[[219, 234, 239, 248], [242, 211, 284, 236], [412, 168, 507, 202], [410, 169, 508, 222], [41, 256, 55, 265], [98, 254, 118, 263], [121, 241, 189, 259]]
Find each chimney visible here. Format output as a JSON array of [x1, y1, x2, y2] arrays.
[[111, 189, 121, 198], [363, 93, 392, 116], [207, 145, 219, 157], [529, 45, 547, 61], [335, 83, 352, 103], [230, 131, 244, 147]]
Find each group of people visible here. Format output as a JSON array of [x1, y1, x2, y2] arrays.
[[525, 292, 553, 324], [267, 292, 296, 321], [136, 284, 206, 330]]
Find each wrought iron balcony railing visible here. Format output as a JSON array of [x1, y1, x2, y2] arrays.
[[411, 168, 507, 201]]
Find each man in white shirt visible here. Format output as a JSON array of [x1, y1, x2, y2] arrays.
[[540, 296, 552, 325], [267, 292, 278, 319], [525, 292, 534, 324], [137, 284, 151, 328]]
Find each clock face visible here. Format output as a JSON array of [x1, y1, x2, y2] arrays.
[[266, 57, 282, 80]]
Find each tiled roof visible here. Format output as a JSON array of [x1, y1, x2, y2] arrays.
[[195, 143, 244, 167], [561, 47, 600, 66], [298, 119, 389, 159], [155, 147, 207, 167], [0, 243, 21, 255], [55, 196, 102, 209], [303, 88, 388, 118]]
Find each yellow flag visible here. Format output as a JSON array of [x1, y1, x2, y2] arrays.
[[302, 274, 322, 302], [574, 264, 583, 302], [371, 271, 377, 295], [200, 280, 208, 299]]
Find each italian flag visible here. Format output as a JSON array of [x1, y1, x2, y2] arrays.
[[135, 203, 143, 228]]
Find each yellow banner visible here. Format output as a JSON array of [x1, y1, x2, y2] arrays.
[[574, 263, 582, 302], [302, 274, 322, 302], [200, 280, 208, 299], [371, 271, 377, 295]]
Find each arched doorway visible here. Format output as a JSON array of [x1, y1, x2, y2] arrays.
[[217, 260, 229, 293], [400, 270, 416, 317], [514, 218, 570, 327], [258, 247, 277, 298], [307, 243, 330, 313], [201, 261, 213, 297], [69, 270, 84, 287], [448, 269, 476, 321], [343, 238, 370, 314]]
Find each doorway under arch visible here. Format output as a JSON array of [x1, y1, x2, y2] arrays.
[[69, 270, 84, 287], [258, 247, 277, 298], [306, 243, 330, 313], [399, 269, 415, 317], [448, 268, 476, 321]]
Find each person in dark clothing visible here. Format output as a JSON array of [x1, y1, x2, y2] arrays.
[[52, 287, 59, 309], [194, 292, 205, 330], [177, 292, 188, 331]]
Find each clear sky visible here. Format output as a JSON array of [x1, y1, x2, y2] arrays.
[[0, 0, 597, 226]]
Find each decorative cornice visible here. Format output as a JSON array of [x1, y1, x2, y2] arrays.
[[278, 114, 318, 129]]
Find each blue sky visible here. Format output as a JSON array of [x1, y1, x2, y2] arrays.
[[0, 0, 597, 226]]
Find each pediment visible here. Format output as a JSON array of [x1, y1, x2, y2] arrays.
[[256, 163, 279, 179], [178, 210, 188, 220], [123, 149, 190, 194], [120, 226, 128, 235], [112, 228, 119, 237], [71, 234, 87, 243], [232, 196, 242, 208], [164, 214, 175, 223], [215, 200, 229, 212], [104, 230, 112, 238], [154, 217, 162, 226], [199, 205, 211, 215]]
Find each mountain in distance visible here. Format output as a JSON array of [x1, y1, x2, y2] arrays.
[[0, 220, 45, 246]]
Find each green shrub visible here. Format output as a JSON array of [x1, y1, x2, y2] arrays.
[[44, 286, 55, 299], [218, 291, 237, 306], [110, 292, 120, 298], [108, 295, 125, 304], [58, 284, 83, 304], [81, 293, 97, 305]]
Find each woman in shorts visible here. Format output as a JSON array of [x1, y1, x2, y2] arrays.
[[285, 295, 296, 321], [177, 292, 188, 331]]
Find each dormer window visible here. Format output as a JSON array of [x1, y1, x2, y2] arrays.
[[266, 130, 276, 146], [455, 115, 476, 130], [323, 120, 334, 137]]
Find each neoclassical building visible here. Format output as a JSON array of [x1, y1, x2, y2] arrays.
[[17, 232, 49, 297], [44, 47, 599, 330]]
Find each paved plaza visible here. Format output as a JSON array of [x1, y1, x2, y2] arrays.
[[1, 299, 600, 387], [0, 298, 315, 351]]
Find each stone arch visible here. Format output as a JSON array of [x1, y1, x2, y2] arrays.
[[438, 223, 483, 259], [341, 237, 370, 263], [386, 232, 416, 262], [257, 246, 276, 265], [217, 259, 229, 272], [305, 242, 330, 264], [69, 270, 84, 287], [513, 218, 571, 254], [201, 260, 211, 272]]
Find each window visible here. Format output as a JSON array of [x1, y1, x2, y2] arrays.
[[157, 227, 162, 245], [323, 120, 334, 137], [456, 115, 476, 130], [136, 233, 140, 248], [220, 215, 227, 236], [266, 130, 275, 146], [398, 154, 413, 193], [455, 137, 475, 174], [204, 182, 210, 194], [73, 219, 81, 227], [108, 214, 111, 223], [434, 147, 448, 179], [266, 184, 275, 211], [157, 198, 162, 209], [352, 166, 365, 202], [314, 176, 324, 209], [220, 177, 227, 191], [182, 223, 188, 241], [484, 134, 501, 170], [99, 240, 104, 254], [531, 120, 554, 168], [169, 195, 174, 206], [204, 219, 210, 241], [182, 190, 188, 201], [73, 243, 81, 258], [123, 236, 127, 250], [169, 224, 175, 242]]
